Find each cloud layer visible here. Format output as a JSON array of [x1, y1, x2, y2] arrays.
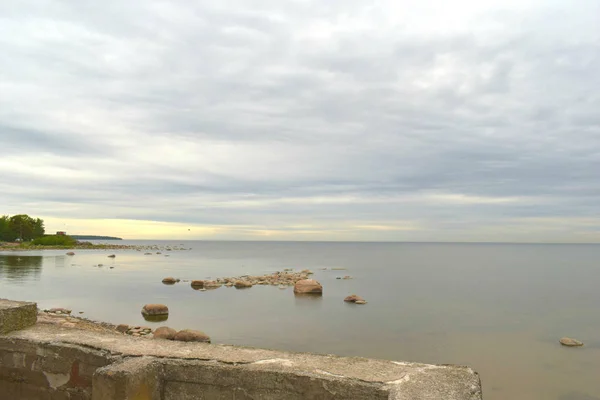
[[1, 0, 599, 241]]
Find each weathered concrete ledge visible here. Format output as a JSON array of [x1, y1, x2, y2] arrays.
[[0, 300, 482, 399]]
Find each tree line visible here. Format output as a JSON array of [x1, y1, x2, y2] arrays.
[[0, 214, 45, 242]]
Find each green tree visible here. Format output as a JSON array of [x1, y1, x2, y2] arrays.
[[0, 215, 12, 241], [7, 214, 45, 241]]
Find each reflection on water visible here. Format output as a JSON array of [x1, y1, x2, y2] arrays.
[[2, 242, 600, 400], [0, 255, 43, 280]]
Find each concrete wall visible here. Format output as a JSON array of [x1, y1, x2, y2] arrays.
[[0, 299, 483, 399]]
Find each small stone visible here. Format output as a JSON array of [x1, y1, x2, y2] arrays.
[[162, 277, 177, 284], [98, 264, 103, 267], [108, 254, 116, 258], [174, 329, 211, 343], [153, 326, 177, 340], [132, 333, 141, 337], [116, 324, 129, 333], [66, 252, 75, 256], [234, 281, 252, 288], [560, 337, 583, 347], [344, 294, 365, 303]]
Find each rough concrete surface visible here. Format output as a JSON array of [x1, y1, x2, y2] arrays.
[[0, 299, 37, 334], [0, 300, 482, 399]]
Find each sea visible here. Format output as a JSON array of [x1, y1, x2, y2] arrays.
[[1, 241, 599, 400]]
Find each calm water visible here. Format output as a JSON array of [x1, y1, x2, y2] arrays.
[[1, 241, 599, 399]]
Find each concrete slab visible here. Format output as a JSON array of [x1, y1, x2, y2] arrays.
[[0, 299, 37, 334], [2, 322, 482, 399]]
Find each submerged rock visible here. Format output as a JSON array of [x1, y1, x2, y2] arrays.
[[174, 329, 211, 343], [560, 337, 583, 347], [294, 279, 323, 294]]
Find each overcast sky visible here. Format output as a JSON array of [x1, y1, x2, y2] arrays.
[[1, 0, 599, 241]]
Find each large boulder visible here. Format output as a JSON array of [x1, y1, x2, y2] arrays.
[[141, 304, 168, 316], [294, 279, 323, 294], [560, 337, 583, 347], [153, 326, 177, 340], [174, 329, 211, 343], [162, 277, 177, 285]]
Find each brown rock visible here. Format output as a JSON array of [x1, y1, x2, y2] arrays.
[[234, 281, 252, 288], [191, 280, 204, 289], [66, 252, 75, 256], [162, 277, 177, 284], [344, 294, 365, 303], [560, 337, 583, 347], [141, 304, 169, 316], [153, 326, 177, 340], [108, 254, 116, 258], [173, 329, 211, 343], [294, 279, 323, 294], [116, 324, 129, 333], [203, 281, 222, 289]]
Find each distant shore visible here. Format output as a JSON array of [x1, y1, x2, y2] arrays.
[[0, 242, 189, 251]]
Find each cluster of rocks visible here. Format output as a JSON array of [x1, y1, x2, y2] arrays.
[[154, 327, 211, 343], [116, 324, 153, 337], [44, 307, 72, 315], [161, 270, 318, 291]]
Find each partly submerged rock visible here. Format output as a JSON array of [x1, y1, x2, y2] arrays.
[[108, 254, 116, 258], [174, 329, 211, 343], [294, 279, 323, 294], [560, 337, 583, 347], [344, 294, 365, 303], [234, 281, 253, 288], [162, 277, 177, 285], [191, 280, 205, 289], [141, 304, 168, 316], [66, 252, 75, 256]]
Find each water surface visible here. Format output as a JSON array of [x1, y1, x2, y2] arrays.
[[1, 241, 599, 400]]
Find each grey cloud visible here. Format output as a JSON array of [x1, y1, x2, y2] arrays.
[[0, 0, 599, 240]]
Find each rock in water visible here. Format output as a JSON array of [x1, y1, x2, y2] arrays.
[[560, 337, 583, 347], [355, 300, 367, 304], [141, 304, 169, 316], [66, 252, 75, 256], [294, 279, 323, 294], [234, 281, 252, 288], [191, 280, 205, 289], [344, 294, 365, 303], [174, 329, 211, 343], [153, 326, 177, 340], [162, 277, 177, 284], [108, 254, 116, 258]]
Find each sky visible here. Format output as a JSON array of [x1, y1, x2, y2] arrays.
[[1, 0, 599, 242]]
